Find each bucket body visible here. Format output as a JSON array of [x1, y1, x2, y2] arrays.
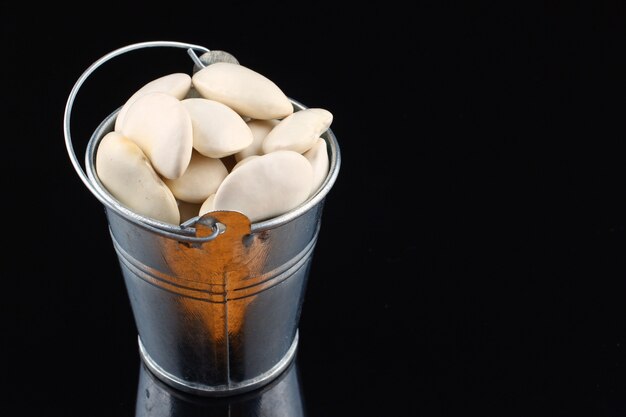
[[83, 99, 339, 396]]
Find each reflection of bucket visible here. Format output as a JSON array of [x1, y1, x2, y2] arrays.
[[135, 356, 305, 416], [64, 41, 340, 396]]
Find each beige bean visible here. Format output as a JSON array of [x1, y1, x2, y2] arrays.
[[213, 150, 313, 222], [231, 155, 261, 171], [96, 131, 180, 225], [182, 98, 253, 159], [192, 62, 293, 120], [114, 73, 191, 131], [118, 92, 193, 179], [303, 138, 330, 195], [262, 108, 332, 154], [235, 119, 279, 162], [164, 151, 228, 204], [199, 194, 216, 216]]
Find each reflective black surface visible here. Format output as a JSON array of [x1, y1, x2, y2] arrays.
[[6, 2, 626, 416], [136, 357, 304, 417]]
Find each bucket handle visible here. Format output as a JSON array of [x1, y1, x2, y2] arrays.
[[62, 41, 227, 243]]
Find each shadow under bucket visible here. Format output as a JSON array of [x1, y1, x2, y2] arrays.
[[64, 41, 340, 396]]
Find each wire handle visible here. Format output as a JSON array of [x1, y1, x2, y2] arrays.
[[62, 41, 230, 243]]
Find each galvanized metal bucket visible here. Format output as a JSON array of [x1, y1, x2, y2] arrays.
[[63, 41, 340, 396]]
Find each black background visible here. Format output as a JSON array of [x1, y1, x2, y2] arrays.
[[5, 2, 626, 416]]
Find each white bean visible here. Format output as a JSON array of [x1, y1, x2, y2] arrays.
[[213, 150, 313, 222], [262, 108, 332, 154], [164, 151, 228, 204], [96, 132, 180, 225], [118, 92, 193, 179], [114, 73, 191, 131], [235, 119, 279, 162], [182, 98, 253, 158], [192, 62, 293, 120], [303, 138, 330, 195], [199, 194, 216, 216]]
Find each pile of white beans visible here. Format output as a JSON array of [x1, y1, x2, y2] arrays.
[[96, 61, 332, 225]]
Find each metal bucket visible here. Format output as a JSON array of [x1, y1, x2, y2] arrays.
[[64, 41, 340, 396]]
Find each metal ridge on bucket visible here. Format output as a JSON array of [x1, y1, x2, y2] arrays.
[[63, 41, 340, 396]]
